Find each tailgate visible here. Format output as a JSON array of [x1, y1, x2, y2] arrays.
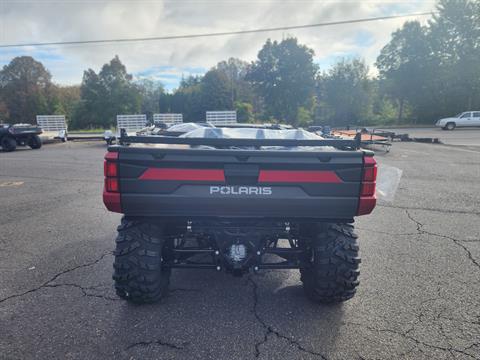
[[115, 147, 364, 220]]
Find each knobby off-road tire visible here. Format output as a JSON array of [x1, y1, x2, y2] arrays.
[[301, 223, 360, 304], [113, 218, 171, 304], [28, 134, 42, 149], [1, 136, 17, 152]]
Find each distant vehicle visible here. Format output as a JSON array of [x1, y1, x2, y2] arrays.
[[0, 124, 43, 152], [435, 111, 480, 130]]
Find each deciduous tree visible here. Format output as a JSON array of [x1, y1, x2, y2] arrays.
[[75, 56, 141, 128], [247, 38, 318, 124], [0, 56, 52, 123], [318, 58, 372, 126]]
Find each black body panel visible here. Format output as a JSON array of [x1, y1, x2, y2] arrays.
[[111, 146, 364, 220]]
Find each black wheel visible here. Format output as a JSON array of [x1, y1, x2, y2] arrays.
[[445, 122, 456, 130], [300, 223, 360, 304], [28, 135, 42, 149], [1, 136, 17, 152], [113, 217, 171, 304]]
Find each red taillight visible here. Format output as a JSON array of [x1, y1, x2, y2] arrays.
[[357, 197, 376, 216], [105, 178, 119, 192], [357, 156, 377, 216], [103, 151, 121, 213], [361, 182, 375, 196], [104, 161, 118, 177], [363, 166, 377, 182]]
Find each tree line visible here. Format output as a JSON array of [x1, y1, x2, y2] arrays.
[[0, 0, 478, 129]]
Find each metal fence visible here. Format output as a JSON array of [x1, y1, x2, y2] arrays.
[[153, 113, 183, 128], [116, 114, 147, 132], [206, 111, 237, 125], [36, 115, 67, 131]]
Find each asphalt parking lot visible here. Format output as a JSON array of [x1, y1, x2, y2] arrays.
[[384, 127, 480, 147], [1, 130, 479, 359]]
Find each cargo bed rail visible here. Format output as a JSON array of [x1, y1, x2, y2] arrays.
[[118, 128, 362, 150]]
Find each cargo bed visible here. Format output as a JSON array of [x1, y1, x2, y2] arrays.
[[103, 132, 376, 221]]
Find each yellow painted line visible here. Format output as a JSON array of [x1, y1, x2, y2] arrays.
[[0, 181, 24, 187]]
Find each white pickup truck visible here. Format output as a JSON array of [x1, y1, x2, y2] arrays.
[[435, 111, 480, 130]]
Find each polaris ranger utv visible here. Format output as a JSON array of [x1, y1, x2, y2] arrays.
[[0, 124, 42, 152], [103, 128, 377, 304]]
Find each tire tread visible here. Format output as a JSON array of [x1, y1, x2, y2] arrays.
[[113, 218, 170, 304], [301, 223, 360, 304]]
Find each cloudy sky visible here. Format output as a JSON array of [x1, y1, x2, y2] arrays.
[[0, 0, 436, 91]]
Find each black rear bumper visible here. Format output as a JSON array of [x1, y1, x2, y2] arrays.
[[121, 191, 358, 220]]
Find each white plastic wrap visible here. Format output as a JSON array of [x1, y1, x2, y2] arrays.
[[179, 127, 336, 151], [180, 127, 323, 140], [376, 164, 403, 202], [167, 122, 209, 133]]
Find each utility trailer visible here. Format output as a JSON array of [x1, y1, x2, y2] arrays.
[[332, 129, 392, 152], [104, 115, 148, 145], [103, 129, 377, 304], [36, 115, 68, 142]]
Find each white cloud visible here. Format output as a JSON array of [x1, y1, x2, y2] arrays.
[[0, 0, 436, 88]]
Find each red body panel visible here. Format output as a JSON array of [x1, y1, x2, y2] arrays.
[[258, 170, 342, 183], [140, 168, 225, 182]]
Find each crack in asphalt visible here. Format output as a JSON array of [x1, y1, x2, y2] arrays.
[[343, 283, 479, 358], [248, 277, 328, 359], [406, 288, 443, 332], [169, 287, 202, 293], [463, 343, 480, 354], [125, 339, 188, 351], [440, 314, 480, 327], [415, 288, 480, 348], [356, 355, 369, 360], [44, 283, 121, 301], [379, 204, 480, 216], [405, 210, 480, 271], [345, 321, 478, 359], [0, 252, 112, 305], [355, 227, 417, 236]]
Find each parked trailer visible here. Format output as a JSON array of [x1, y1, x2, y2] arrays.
[[36, 115, 67, 141], [331, 129, 391, 152], [206, 111, 237, 126], [104, 115, 147, 144], [116, 114, 147, 133]]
